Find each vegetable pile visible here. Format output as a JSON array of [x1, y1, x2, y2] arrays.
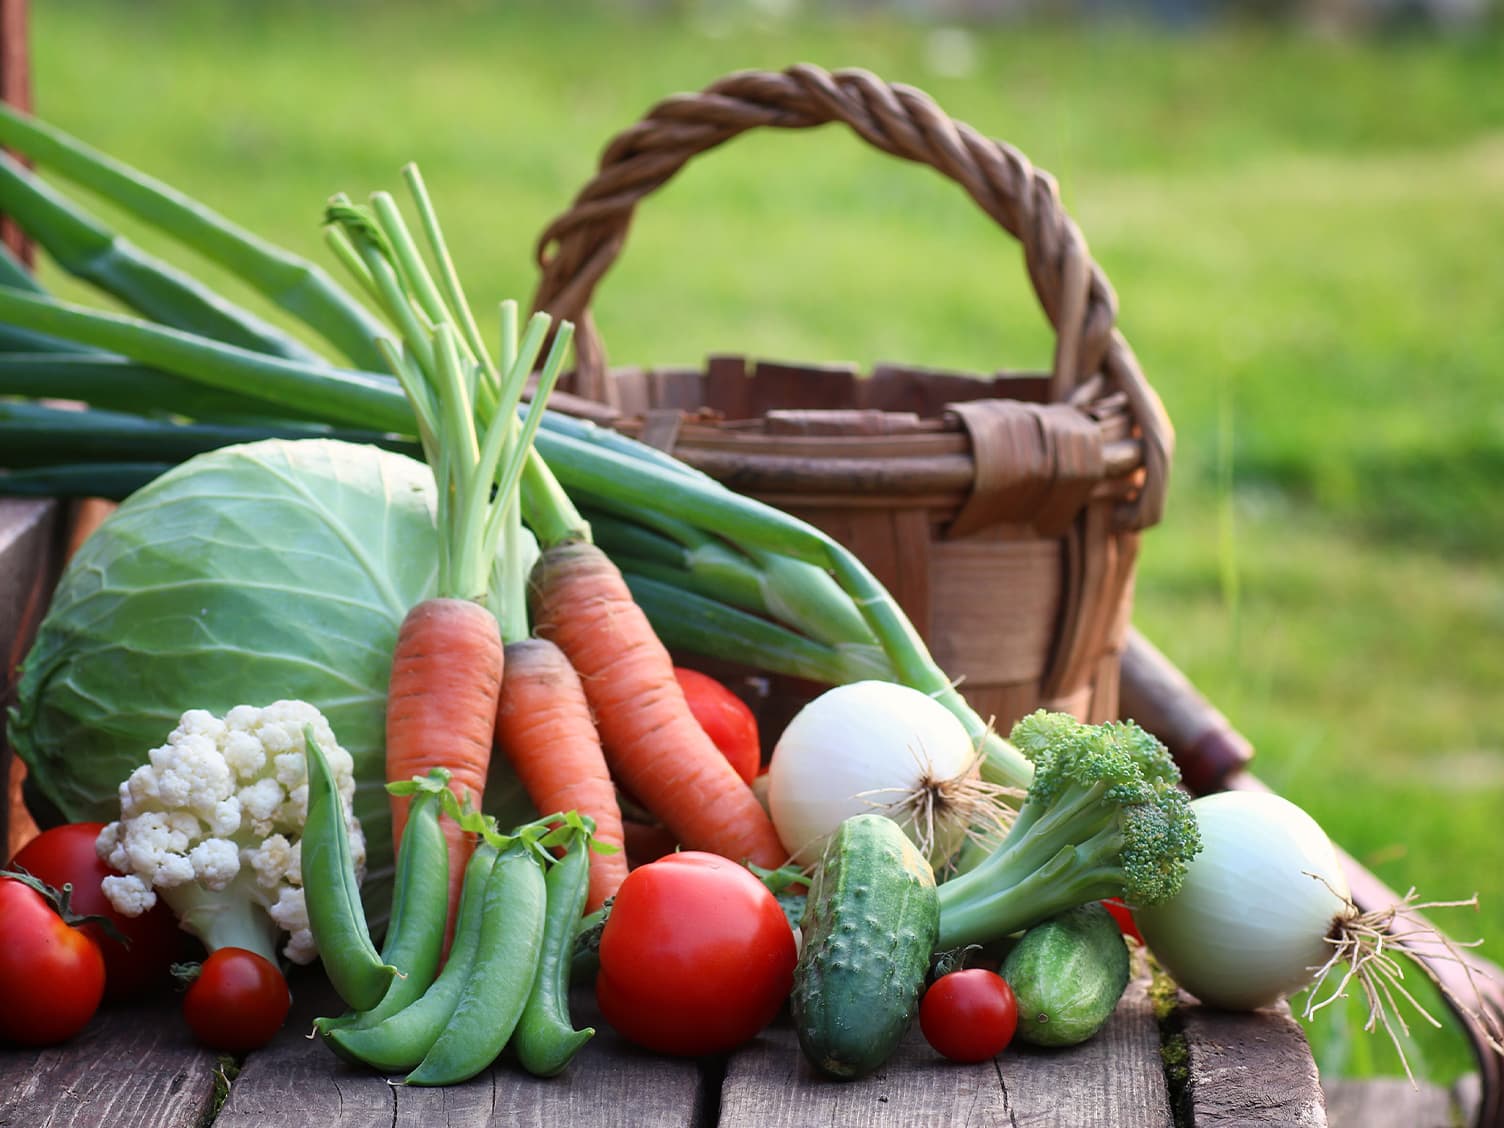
[[1, 103, 1498, 1091]]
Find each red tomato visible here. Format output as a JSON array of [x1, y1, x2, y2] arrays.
[[1101, 898, 1144, 945], [0, 873, 106, 1045], [674, 667, 761, 785], [920, 969, 1019, 1063], [12, 822, 187, 1000], [596, 851, 795, 1055], [182, 947, 291, 1053]]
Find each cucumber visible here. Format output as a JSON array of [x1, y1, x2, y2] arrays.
[[1001, 902, 1131, 1047], [790, 814, 939, 1079]]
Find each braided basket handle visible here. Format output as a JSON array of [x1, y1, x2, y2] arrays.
[[532, 63, 1172, 529]]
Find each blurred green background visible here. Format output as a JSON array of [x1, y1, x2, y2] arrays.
[[23, 0, 1504, 1086]]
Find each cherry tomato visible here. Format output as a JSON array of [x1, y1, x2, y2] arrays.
[[674, 667, 762, 785], [920, 968, 1019, 1063], [12, 822, 187, 1000], [1101, 898, 1145, 945], [596, 851, 795, 1055], [0, 873, 106, 1045], [182, 947, 291, 1053]]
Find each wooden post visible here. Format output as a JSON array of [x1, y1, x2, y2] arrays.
[[1, 500, 58, 860], [0, 0, 36, 858], [0, 0, 31, 266]]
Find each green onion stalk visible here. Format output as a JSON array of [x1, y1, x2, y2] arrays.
[[0, 106, 1032, 793]]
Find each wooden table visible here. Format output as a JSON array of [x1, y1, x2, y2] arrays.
[[0, 496, 1340, 1126], [0, 967, 1330, 1128]]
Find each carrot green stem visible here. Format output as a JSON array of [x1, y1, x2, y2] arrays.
[[402, 164, 499, 407]]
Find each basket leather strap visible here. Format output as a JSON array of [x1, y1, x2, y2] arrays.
[[945, 400, 1103, 539]]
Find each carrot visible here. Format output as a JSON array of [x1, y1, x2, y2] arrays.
[[385, 596, 505, 938], [529, 540, 788, 870], [327, 175, 575, 949], [492, 637, 628, 911]]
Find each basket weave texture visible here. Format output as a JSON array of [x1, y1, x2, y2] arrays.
[[532, 64, 1174, 735]]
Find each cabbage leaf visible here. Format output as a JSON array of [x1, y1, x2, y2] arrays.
[[9, 437, 531, 923]]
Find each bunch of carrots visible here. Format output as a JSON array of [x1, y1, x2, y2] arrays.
[[325, 174, 787, 925]]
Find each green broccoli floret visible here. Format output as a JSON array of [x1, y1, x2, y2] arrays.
[[934, 711, 1201, 950]]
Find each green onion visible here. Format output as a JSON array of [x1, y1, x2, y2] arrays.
[[0, 150, 323, 362], [0, 102, 388, 370]]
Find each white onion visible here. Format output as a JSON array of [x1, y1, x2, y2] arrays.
[[1135, 790, 1352, 1010], [765, 681, 980, 867]]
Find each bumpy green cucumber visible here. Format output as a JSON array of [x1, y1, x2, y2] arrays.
[[790, 814, 938, 1079], [1001, 902, 1131, 1047]]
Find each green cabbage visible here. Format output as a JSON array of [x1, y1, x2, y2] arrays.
[[9, 437, 530, 922]]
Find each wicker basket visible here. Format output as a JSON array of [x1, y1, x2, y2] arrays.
[[530, 64, 1173, 736]]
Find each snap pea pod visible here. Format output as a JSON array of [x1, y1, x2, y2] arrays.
[[405, 843, 548, 1086], [302, 726, 397, 1012], [325, 841, 499, 1072], [512, 834, 595, 1077], [314, 785, 449, 1036]]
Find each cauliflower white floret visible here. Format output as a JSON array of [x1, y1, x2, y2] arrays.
[[96, 700, 365, 968], [99, 871, 157, 915], [246, 833, 295, 891], [189, 838, 241, 891], [221, 730, 267, 778], [238, 777, 288, 838], [267, 885, 314, 965]]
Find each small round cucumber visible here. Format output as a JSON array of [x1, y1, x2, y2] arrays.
[[1001, 902, 1131, 1047]]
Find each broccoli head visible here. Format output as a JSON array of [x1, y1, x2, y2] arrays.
[[934, 711, 1201, 951]]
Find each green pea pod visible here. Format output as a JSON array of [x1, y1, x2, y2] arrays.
[[513, 834, 595, 1077], [325, 841, 499, 1072], [404, 843, 547, 1086], [302, 726, 397, 1012], [314, 787, 449, 1037]]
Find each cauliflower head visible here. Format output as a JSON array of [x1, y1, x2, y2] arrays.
[[97, 700, 364, 966]]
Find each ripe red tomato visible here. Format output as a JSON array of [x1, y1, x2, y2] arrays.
[[0, 873, 106, 1045], [182, 947, 291, 1053], [674, 667, 762, 785], [596, 851, 795, 1055], [12, 822, 187, 1000], [920, 969, 1019, 1063], [1100, 898, 1144, 945]]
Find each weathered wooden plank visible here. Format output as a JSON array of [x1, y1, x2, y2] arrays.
[[1322, 1077, 1455, 1128], [1179, 1000, 1327, 1127], [718, 1020, 1008, 1128], [1001, 977, 1172, 1128], [0, 994, 221, 1128], [216, 976, 708, 1128], [718, 978, 1170, 1128]]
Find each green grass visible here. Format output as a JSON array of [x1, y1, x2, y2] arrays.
[[22, 0, 1504, 1083]]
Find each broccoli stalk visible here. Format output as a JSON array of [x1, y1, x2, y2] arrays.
[[935, 712, 1201, 951]]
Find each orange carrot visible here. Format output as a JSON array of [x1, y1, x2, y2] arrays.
[[529, 541, 788, 870], [385, 596, 505, 939], [493, 638, 629, 911]]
